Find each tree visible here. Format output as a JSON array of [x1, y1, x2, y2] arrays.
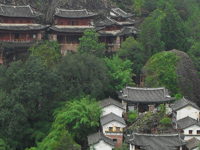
[[103, 55, 134, 95], [0, 139, 6, 150], [39, 96, 102, 148], [56, 53, 109, 99], [159, 117, 171, 126], [127, 110, 138, 124], [29, 41, 61, 68], [0, 56, 63, 149], [138, 9, 165, 59], [188, 42, 200, 77], [161, 3, 189, 52], [117, 37, 145, 74], [77, 29, 105, 58]]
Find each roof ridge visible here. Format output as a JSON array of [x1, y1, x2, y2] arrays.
[[56, 8, 87, 12], [126, 86, 165, 90]]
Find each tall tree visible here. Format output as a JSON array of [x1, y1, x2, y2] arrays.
[[161, 3, 189, 52], [103, 55, 134, 95], [77, 29, 105, 58], [139, 9, 165, 59], [117, 37, 145, 74], [29, 41, 61, 68], [56, 53, 109, 100]]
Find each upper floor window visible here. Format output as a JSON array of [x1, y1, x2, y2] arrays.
[[189, 130, 193, 135], [20, 19, 23, 23], [197, 130, 200, 134], [4, 19, 8, 23], [12, 19, 15, 23]]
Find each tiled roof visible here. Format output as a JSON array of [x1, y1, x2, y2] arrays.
[[88, 131, 115, 146], [0, 24, 49, 31], [100, 97, 124, 110], [177, 116, 200, 129], [55, 8, 97, 18], [49, 25, 94, 33], [0, 4, 41, 18], [110, 8, 134, 18], [119, 87, 175, 103], [186, 137, 200, 150], [96, 17, 119, 26], [170, 97, 199, 111], [100, 113, 126, 126], [125, 133, 186, 150]]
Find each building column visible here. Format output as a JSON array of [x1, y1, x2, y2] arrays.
[[180, 146, 182, 150], [53, 34, 57, 41], [133, 145, 135, 150], [37, 32, 42, 41], [130, 144, 132, 150], [116, 36, 120, 45]]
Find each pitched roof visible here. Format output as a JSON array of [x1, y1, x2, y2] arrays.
[[49, 25, 94, 33], [0, 4, 41, 18], [100, 113, 126, 126], [170, 97, 199, 111], [88, 131, 115, 146], [177, 116, 200, 129], [96, 17, 120, 26], [125, 133, 186, 150], [186, 137, 200, 150], [100, 97, 124, 110], [119, 87, 175, 103], [0, 24, 49, 31], [55, 8, 97, 18], [110, 8, 134, 18]]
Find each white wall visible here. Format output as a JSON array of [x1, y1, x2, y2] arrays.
[[177, 106, 200, 121], [184, 125, 200, 135], [91, 140, 114, 150], [102, 121, 126, 134], [184, 135, 200, 141], [101, 105, 124, 117]]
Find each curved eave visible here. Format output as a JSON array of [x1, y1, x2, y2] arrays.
[[54, 14, 97, 19], [0, 14, 41, 18], [0, 24, 49, 31], [119, 96, 175, 104]]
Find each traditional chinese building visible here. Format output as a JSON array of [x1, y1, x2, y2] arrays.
[[0, 4, 48, 64], [48, 8, 97, 55], [97, 8, 138, 52]]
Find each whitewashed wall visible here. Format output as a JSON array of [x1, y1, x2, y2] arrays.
[[101, 105, 124, 117], [184, 125, 200, 135], [184, 135, 200, 141], [177, 106, 199, 120], [102, 121, 126, 134], [90, 140, 114, 150]]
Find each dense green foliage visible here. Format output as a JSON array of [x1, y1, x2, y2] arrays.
[[159, 117, 171, 125], [188, 42, 200, 77], [117, 37, 145, 74], [103, 55, 134, 94], [29, 41, 61, 68], [77, 29, 105, 58], [57, 53, 109, 99], [143, 52, 179, 95], [127, 110, 138, 124]]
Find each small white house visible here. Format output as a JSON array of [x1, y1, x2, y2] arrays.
[[100, 113, 126, 134], [100, 113, 126, 148], [176, 116, 200, 140], [88, 131, 115, 150], [100, 97, 125, 117], [170, 97, 200, 122]]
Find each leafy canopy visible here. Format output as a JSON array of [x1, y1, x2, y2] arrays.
[[103, 55, 134, 94], [117, 37, 145, 74], [77, 29, 105, 58], [29, 41, 61, 68]]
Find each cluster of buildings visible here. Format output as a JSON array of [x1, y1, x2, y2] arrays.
[[0, 4, 138, 64], [88, 87, 200, 150]]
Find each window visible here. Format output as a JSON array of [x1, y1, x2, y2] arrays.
[[113, 139, 117, 143], [4, 19, 8, 23], [116, 127, 120, 132], [20, 19, 23, 23], [189, 130, 193, 135], [109, 127, 113, 132], [12, 19, 15, 23], [197, 130, 200, 134], [27, 19, 30, 23], [67, 21, 71, 25], [0, 33, 5, 39], [72, 21, 74, 26]]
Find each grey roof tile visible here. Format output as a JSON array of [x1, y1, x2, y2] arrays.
[[49, 25, 94, 33], [170, 97, 199, 111], [100, 113, 126, 126], [186, 137, 200, 150], [177, 116, 200, 129], [100, 97, 124, 110], [125, 133, 186, 150], [119, 87, 175, 103], [55, 8, 97, 18], [88, 131, 115, 146], [0, 4, 41, 18], [111, 8, 134, 18], [0, 24, 49, 31]]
